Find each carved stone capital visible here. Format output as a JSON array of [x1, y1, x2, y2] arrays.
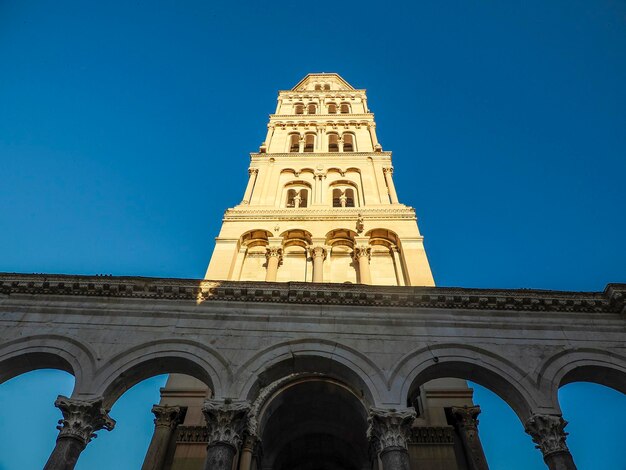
[[524, 414, 570, 458], [152, 404, 184, 429], [367, 408, 416, 454], [54, 395, 115, 445], [248, 168, 259, 176], [383, 167, 394, 175], [309, 245, 327, 260], [450, 405, 481, 430], [202, 400, 251, 449], [265, 246, 283, 260], [353, 245, 371, 261]]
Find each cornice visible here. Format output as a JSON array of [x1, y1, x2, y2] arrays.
[[269, 114, 373, 120], [223, 206, 417, 221], [250, 152, 392, 158], [278, 89, 366, 95], [0, 273, 623, 314]]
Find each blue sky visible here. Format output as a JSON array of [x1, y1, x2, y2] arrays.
[[0, 1, 625, 469]]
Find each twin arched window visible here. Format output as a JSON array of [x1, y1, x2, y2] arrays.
[[332, 187, 356, 207], [285, 187, 309, 208], [328, 103, 337, 114], [289, 134, 300, 152]]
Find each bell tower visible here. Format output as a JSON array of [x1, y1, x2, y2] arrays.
[[205, 73, 435, 287]]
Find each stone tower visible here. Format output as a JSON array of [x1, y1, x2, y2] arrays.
[[204, 73, 434, 287], [144, 74, 485, 470]]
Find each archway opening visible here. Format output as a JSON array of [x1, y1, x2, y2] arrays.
[[259, 378, 370, 470]]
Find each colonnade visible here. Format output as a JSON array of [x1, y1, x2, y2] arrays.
[[42, 396, 579, 470]]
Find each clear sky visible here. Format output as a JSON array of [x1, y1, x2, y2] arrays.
[[0, 1, 625, 469]]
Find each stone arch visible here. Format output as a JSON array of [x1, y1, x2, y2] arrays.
[[391, 344, 538, 421], [538, 348, 626, 408], [232, 338, 386, 406], [93, 339, 230, 408], [0, 334, 96, 392]]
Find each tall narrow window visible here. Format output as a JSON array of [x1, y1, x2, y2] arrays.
[[340, 103, 350, 114], [328, 134, 339, 152], [299, 189, 309, 207], [332, 188, 343, 207], [307, 103, 317, 114], [343, 134, 354, 152], [294, 103, 304, 115], [304, 134, 315, 152], [286, 189, 297, 207], [328, 103, 337, 114], [289, 134, 300, 152], [345, 188, 355, 207]]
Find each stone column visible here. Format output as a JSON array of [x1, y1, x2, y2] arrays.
[[265, 246, 282, 282], [242, 169, 258, 204], [202, 400, 250, 470], [449, 406, 489, 470], [142, 405, 184, 470], [383, 167, 399, 204], [238, 434, 257, 470], [354, 245, 372, 284], [525, 414, 577, 470], [309, 245, 327, 282], [368, 122, 379, 149], [43, 395, 115, 470], [390, 246, 405, 286], [367, 408, 416, 470]]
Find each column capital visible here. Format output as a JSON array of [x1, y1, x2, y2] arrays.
[[54, 395, 115, 445], [248, 168, 259, 175], [450, 405, 481, 430], [367, 407, 416, 454], [353, 244, 371, 261], [202, 400, 251, 449], [308, 245, 327, 260], [265, 246, 283, 260], [152, 404, 184, 429], [524, 414, 570, 458], [383, 166, 394, 174]]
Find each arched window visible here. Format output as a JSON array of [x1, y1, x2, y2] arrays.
[[324, 84, 331, 91], [285, 186, 310, 208], [289, 134, 300, 152], [328, 133, 339, 152], [315, 84, 322, 91], [331, 183, 359, 208], [340, 103, 350, 114], [304, 134, 315, 152], [307, 103, 317, 114], [328, 103, 337, 114], [343, 134, 354, 152], [294, 103, 304, 115]]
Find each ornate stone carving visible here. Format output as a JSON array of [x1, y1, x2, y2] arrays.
[[152, 405, 183, 429], [524, 414, 570, 457], [353, 245, 371, 261], [54, 395, 115, 445], [409, 426, 455, 445], [202, 400, 250, 448], [356, 213, 364, 233], [450, 405, 481, 430], [265, 246, 282, 260], [367, 408, 416, 453], [308, 245, 327, 260], [248, 168, 259, 176], [383, 167, 394, 175]]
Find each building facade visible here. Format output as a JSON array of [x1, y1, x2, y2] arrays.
[[155, 74, 482, 470]]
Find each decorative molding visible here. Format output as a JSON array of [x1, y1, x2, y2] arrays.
[[308, 245, 327, 260], [353, 245, 371, 261], [176, 425, 209, 443], [367, 408, 416, 453], [202, 400, 251, 448], [449, 405, 481, 430], [408, 426, 455, 445], [54, 395, 115, 445], [524, 414, 571, 457], [0, 273, 622, 314]]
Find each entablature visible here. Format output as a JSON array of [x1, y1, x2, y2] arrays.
[[223, 206, 417, 221], [0, 272, 623, 314]]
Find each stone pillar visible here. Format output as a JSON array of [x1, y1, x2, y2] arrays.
[[390, 246, 405, 286], [383, 167, 399, 204], [142, 405, 184, 470], [242, 169, 258, 204], [354, 245, 372, 284], [449, 406, 489, 470], [202, 400, 250, 470], [238, 434, 257, 470], [367, 408, 416, 470], [43, 395, 115, 470], [525, 414, 577, 470], [368, 122, 379, 149], [265, 246, 282, 282], [309, 245, 327, 282]]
